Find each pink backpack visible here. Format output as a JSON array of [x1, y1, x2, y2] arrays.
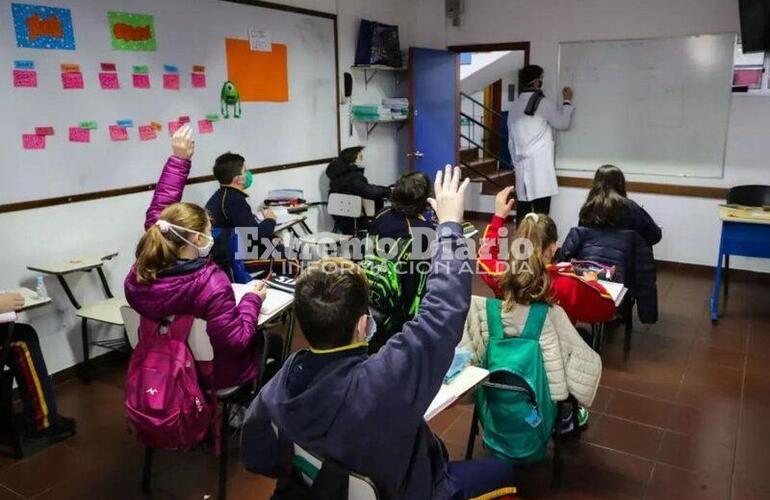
[[125, 315, 213, 451]]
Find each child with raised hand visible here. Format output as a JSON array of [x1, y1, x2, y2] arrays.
[[124, 125, 267, 390], [478, 186, 615, 324], [242, 166, 517, 500], [463, 210, 603, 440]]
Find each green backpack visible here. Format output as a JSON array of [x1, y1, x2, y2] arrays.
[[360, 235, 427, 344], [475, 299, 557, 462]]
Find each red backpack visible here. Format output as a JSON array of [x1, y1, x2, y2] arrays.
[[125, 315, 213, 451]]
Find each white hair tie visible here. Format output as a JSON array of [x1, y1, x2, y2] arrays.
[[524, 213, 539, 223], [155, 219, 172, 233]]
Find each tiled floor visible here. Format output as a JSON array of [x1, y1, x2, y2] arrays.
[[1, 263, 769, 499]]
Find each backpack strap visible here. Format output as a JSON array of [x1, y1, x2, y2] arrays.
[[485, 298, 505, 342], [520, 302, 548, 341]]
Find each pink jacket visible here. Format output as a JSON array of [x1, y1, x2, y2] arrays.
[[124, 156, 263, 389]]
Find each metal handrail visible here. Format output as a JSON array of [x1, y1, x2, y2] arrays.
[[460, 160, 505, 188], [460, 92, 505, 120], [460, 134, 514, 170], [460, 112, 505, 139]]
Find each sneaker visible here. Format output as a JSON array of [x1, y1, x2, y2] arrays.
[[577, 407, 590, 428], [25, 415, 77, 444]]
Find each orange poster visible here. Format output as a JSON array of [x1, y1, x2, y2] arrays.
[[225, 38, 288, 102]]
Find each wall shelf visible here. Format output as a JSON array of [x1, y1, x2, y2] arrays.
[[351, 64, 407, 89], [351, 115, 408, 137]]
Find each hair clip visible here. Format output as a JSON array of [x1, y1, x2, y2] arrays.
[[155, 219, 172, 234], [524, 213, 539, 223]]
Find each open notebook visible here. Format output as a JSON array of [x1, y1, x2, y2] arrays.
[[425, 365, 489, 421], [598, 279, 628, 307], [232, 281, 294, 322]]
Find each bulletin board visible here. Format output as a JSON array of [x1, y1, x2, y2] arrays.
[[0, 0, 339, 212]]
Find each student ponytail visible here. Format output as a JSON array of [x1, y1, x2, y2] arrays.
[[134, 202, 210, 284], [500, 213, 557, 309]]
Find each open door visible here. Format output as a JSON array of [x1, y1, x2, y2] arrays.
[[408, 48, 459, 179]]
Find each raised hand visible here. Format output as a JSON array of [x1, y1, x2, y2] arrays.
[[427, 165, 470, 225], [562, 86, 574, 102], [171, 124, 195, 160], [494, 185, 516, 218], [0, 292, 25, 314]]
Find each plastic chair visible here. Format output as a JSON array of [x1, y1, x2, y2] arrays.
[[721, 185, 770, 299], [464, 375, 578, 489], [121, 306, 257, 500], [299, 193, 361, 260], [291, 443, 382, 499]]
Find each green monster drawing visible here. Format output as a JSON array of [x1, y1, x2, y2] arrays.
[[221, 80, 241, 118]]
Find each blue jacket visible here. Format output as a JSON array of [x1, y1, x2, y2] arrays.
[[205, 186, 277, 283], [241, 223, 471, 500], [559, 226, 658, 323]]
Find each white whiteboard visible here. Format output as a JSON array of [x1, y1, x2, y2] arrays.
[[556, 33, 735, 178], [0, 0, 338, 208]]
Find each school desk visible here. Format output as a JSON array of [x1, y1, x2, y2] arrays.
[[27, 251, 127, 382], [1, 287, 53, 459], [710, 205, 770, 324], [275, 215, 312, 238], [425, 365, 489, 421], [233, 283, 296, 362]]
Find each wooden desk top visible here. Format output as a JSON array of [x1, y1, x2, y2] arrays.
[[27, 251, 119, 275], [719, 205, 770, 226]]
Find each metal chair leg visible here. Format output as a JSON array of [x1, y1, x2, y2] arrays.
[[723, 254, 730, 300], [551, 402, 564, 489], [464, 405, 479, 460], [142, 447, 154, 494], [218, 401, 231, 500], [79, 318, 91, 384]]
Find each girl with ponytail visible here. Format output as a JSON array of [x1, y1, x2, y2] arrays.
[[478, 186, 616, 324], [125, 125, 267, 390], [464, 189, 605, 435]]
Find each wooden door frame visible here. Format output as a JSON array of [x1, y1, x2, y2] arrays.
[[448, 42, 530, 159]]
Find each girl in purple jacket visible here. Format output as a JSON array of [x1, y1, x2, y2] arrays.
[[124, 125, 266, 390]]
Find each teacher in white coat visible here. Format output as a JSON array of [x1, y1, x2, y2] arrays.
[[508, 64, 575, 226]]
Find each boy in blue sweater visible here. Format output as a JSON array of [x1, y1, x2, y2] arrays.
[[241, 166, 515, 499], [205, 152, 280, 283]]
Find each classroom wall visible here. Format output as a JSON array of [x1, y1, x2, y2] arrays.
[[448, 0, 770, 272], [0, 0, 445, 375]]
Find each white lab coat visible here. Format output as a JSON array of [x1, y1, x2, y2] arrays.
[[507, 92, 575, 201]]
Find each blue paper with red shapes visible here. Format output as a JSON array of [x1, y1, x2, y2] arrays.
[[12, 3, 76, 50]]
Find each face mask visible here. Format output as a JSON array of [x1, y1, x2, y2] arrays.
[[365, 314, 377, 343], [242, 170, 253, 190], [156, 220, 215, 258]]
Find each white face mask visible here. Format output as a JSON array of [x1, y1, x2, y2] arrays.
[[365, 314, 377, 343], [156, 220, 214, 258]]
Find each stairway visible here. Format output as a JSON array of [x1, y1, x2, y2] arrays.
[[459, 147, 514, 195]]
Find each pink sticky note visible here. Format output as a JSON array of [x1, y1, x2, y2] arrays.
[[61, 72, 84, 90], [168, 121, 183, 136], [109, 125, 129, 141], [198, 119, 213, 134], [133, 73, 151, 89], [22, 134, 45, 150], [163, 73, 180, 90], [138, 125, 157, 141], [34, 127, 54, 136], [13, 69, 37, 88], [191, 73, 207, 88], [99, 72, 120, 90], [69, 127, 90, 143]]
